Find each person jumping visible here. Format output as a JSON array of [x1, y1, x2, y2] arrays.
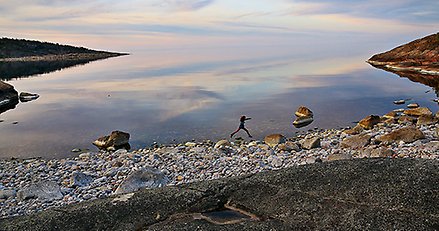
[[230, 115, 252, 138]]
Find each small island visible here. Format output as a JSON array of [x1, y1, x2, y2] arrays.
[[0, 38, 127, 62]]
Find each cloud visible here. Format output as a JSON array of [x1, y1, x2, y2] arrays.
[[153, 0, 215, 11], [287, 0, 439, 23]]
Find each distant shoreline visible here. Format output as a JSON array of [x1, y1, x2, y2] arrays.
[[0, 52, 128, 62]]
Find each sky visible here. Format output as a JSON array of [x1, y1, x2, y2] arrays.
[[0, 0, 438, 51]]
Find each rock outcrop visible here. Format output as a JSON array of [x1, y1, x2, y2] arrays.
[[1, 159, 438, 230], [367, 32, 439, 91], [0, 81, 18, 112]]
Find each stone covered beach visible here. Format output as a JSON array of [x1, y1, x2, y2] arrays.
[[1, 104, 438, 219]]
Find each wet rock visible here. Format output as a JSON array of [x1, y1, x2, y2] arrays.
[[0, 189, 16, 199], [343, 125, 364, 135], [264, 134, 286, 148], [407, 103, 419, 109], [301, 136, 320, 150], [404, 107, 433, 117], [340, 134, 371, 149], [214, 140, 231, 149], [292, 116, 313, 128], [377, 126, 425, 144], [393, 99, 405, 105], [436, 127, 439, 138], [295, 106, 313, 117], [93, 131, 130, 150], [115, 167, 169, 194], [417, 115, 438, 126], [70, 172, 94, 187], [0, 81, 19, 111], [19, 92, 39, 102], [17, 180, 63, 201], [358, 115, 381, 130], [71, 148, 81, 153]]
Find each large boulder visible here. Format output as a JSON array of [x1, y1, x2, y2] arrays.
[[114, 167, 169, 194], [16, 180, 63, 201], [340, 134, 371, 149], [301, 136, 321, 150], [358, 115, 381, 130], [377, 126, 425, 144], [0, 80, 19, 110], [264, 134, 286, 148], [404, 107, 433, 117], [294, 106, 313, 117], [93, 130, 130, 150]]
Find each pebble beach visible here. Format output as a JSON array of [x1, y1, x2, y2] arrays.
[[1, 106, 438, 219]]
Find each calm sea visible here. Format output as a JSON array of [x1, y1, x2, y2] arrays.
[[1, 41, 438, 159]]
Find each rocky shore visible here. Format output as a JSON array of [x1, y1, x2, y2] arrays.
[[367, 32, 439, 77], [1, 105, 438, 220]]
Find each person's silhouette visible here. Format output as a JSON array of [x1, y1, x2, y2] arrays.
[[230, 115, 252, 138]]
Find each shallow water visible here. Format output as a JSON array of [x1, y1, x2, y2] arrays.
[[1, 44, 438, 159]]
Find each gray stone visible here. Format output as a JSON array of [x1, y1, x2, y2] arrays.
[[340, 134, 371, 149], [70, 172, 94, 187], [0, 189, 16, 199], [301, 137, 320, 150], [17, 180, 63, 201], [115, 167, 169, 194]]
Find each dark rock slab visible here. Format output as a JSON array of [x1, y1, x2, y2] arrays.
[[0, 80, 18, 113], [1, 158, 438, 231]]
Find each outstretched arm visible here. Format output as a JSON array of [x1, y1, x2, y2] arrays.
[[245, 117, 252, 120]]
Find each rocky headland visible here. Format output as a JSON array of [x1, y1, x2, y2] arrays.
[[367, 32, 439, 91]]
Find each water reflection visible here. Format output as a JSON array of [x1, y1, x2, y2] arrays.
[[367, 64, 439, 97], [0, 49, 437, 159], [0, 56, 123, 81]]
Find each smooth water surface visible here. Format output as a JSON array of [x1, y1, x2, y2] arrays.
[[1, 44, 438, 159]]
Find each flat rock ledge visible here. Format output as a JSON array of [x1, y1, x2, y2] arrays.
[[1, 158, 438, 231]]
